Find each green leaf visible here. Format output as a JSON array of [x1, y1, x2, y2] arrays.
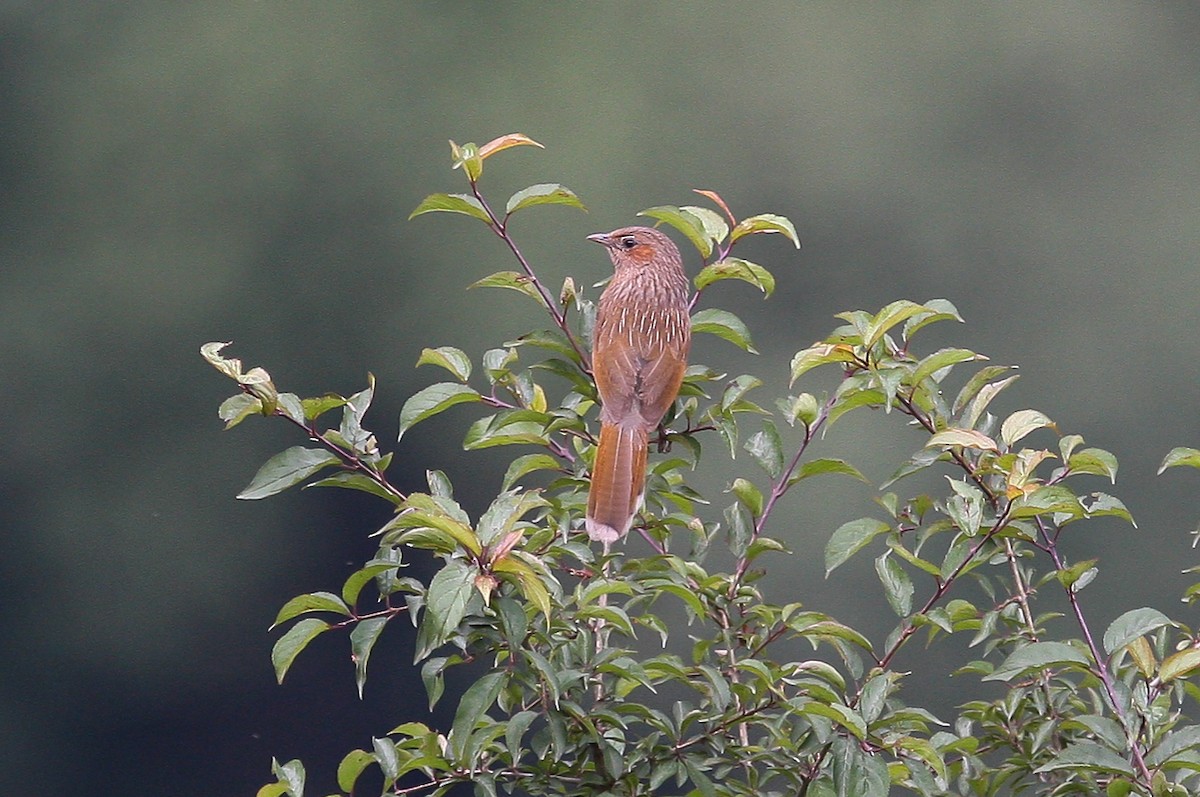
[[864, 300, 930, 349], [502, 453, 562, 490], [875, 551, 914, 616], [637, 205, 712, 257], [218, 393, 261, 429], [504, 710, 538, 767], [306, 472, 400, 504], [910, 348, 983, 386], [271, 618, 330, 684], [351, 615, 390, 697], [336, 749, 376, 793], [1034, 740, 1135, 776], [983, 641, 1091, 682], [728, 212, 801, 248], [1067, 448, 1119, 483], [694, 257, 775, 297], [952, 366, 1016, 416], [1146, 725, 1200, 767], [902, 298, 963, 339], [790, 343, 860, 384], [679, 205, 730, 247], [493, 554, 552, 617], [729, 478, 764, 518], [962, 374, 1021, 430], [803, 702, 867, 741], [1103, 608, 1173, 656], [417, 347, 472, 382], [692, 308, 757, 353], [476, 489, 546, 546], [342, 561, 401, 607], [449, 671, 505, 762], [397, 383, 480, 441], [272, 591, 351, 628], [300, 393, 348, 421], [825, 518, 890, 575], [787, 458, 868, 487], [1159, 447, 1200, 474], [1000, 409, 1055, 448], [270, 758, 306, 797], [505, 183, 585, 215], [1161, 647, 1200, 682], [408, 192, 491, 222], [926, 428, 998, 451], [468, 271, 543, 302], [744, 421, 783, 478], [1081, 492, 1137, 526], [463, 416, 550, 450], [238, 447, 341, 500], [424, 560, 476, 647], [388, 507, 482, 556], [372, 736, 400, 784]]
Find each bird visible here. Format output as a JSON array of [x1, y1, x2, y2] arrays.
[[584, 226, 691, 544]]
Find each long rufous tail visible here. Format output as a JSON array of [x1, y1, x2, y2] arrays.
[[586, 423, 648, 543]]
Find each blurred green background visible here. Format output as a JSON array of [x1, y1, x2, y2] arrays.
[[3, 4, 1198, 794]]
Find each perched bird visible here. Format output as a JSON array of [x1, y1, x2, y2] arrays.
[[585, 226, 691, 543]]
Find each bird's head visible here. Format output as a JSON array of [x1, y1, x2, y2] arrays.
[[586, 226, 682, 273]]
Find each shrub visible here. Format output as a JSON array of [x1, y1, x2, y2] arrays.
[[204, 135, 1200, 797]]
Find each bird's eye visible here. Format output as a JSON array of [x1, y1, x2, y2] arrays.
[[620, 236, 637, 249]]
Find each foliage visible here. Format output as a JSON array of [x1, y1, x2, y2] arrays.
[[204, 134, 1200, 797]]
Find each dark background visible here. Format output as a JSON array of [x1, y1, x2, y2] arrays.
[[2, 4, 1199, 795]]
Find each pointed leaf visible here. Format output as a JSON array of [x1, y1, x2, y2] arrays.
[[1161, 647, 1200, 683], [408, 192, 490, 222], [272, 591, 351, 628], [1159, 447, 1200, 474], [351, 615, 390, 697], [449, 671, 505, 762], [983, 641, 1091, 682], [1035, 740, 1134, 776], [926, 429, 998, 451], [744, 421, 783, 477], [825, 518, 890, 575], [272, 618, 330, 684], [910, 348, 984, 386], [694, 257, 775, 297], [691, 308, 757, 353], [468, 270, 543, 302], [693, 189, 736, 225], [397, 383, 480, 440], [502, 453, 562, 490], [787, 458, 868, 487], [875, 550, 914, 616], [637, 205, 712, 257], [679, 205, 730, 248], [790, 343, 860, 384], [864, 300, 929, 349], [729, 213, 801, 248], [1000, 409, 1055, 448], [1103, 608, 1173, 656], [1067, 448, 1119, 483], [477, 133, 544, 159], [417, 347, 472, 382], [425, 560, 476, 645], [505, 183, 585, 215], [238, 447, 340, 500]]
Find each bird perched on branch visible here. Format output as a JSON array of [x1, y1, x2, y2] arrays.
[[585, 226, 691, 544]]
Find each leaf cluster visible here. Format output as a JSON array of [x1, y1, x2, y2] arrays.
[[204, 135, 1200, 797]]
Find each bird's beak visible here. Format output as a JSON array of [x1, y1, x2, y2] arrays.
[[586, 233, 610, 247]]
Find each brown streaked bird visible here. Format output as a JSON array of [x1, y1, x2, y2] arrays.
[[585, 226, 691, 543]]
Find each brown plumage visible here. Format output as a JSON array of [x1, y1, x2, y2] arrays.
[[585, 226, 691, 543]]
